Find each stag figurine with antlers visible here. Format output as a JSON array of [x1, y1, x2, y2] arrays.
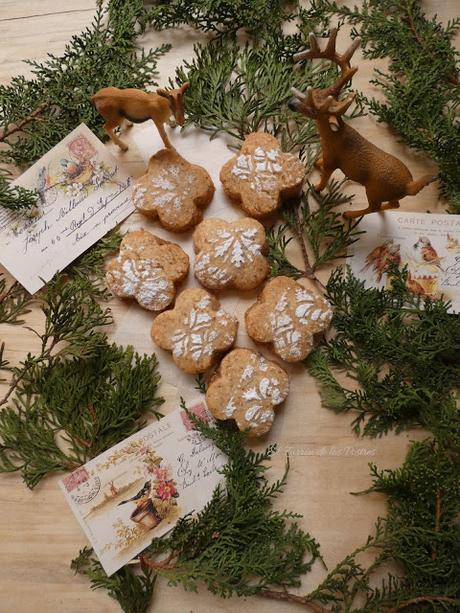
[[289, 30, 436, 219], [90, 82, 190, 152]]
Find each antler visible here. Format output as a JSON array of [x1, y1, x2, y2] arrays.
[[294, 28, 360, 98]]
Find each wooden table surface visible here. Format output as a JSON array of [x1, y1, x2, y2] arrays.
[[0, 2, 458, 612]]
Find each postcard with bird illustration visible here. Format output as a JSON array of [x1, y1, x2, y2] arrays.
[[0, 123, 134, 293], [348, 211, 460, 312], [59, 401, 226, 576]]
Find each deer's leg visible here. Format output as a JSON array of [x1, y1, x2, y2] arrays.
[[343, 198, 381, 219], [380, 200, 400, 211], [153, 120, 174, 150], [103, 119, 128, 152], [314, 166, 334, 192], [314, 157, 324, 170]]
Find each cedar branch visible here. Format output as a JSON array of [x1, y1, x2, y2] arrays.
[[0, 103, 49, 142], [389, 595, 460, 612], [260, 589, 331, 612]]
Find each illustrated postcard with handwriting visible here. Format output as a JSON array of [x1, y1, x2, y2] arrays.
[[0, 123, 133, 293], [348, 211, 460, 312], [59, 402, 226, 576]]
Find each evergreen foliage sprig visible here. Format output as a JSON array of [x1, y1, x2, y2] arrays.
[[147, 0, 295, 37], [0, 0, 170, 210], [173, 35, 363, 160], [308, 0, 460, 211], [268, 181, 364, 281], [0, 232, 163, 488], [303, 267, 460, 611], [0, 278, 33, 325], [308, 266, 460, 436], [71, 546, 156, 613], [140, 404, 323, 602], [0, 339, 162, 488]]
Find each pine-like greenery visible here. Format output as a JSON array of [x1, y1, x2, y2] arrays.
[[72, 546, 156, 613], [147, 0, 295, 37], [268, 181, 364, 280], [172, 32, 363, 160], [0, 233, 164, 488], [305, 267, 460, 611], [308, 267, 460, 436]]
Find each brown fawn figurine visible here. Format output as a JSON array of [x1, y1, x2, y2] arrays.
[[90, 82, 190, 152], [288, 30, 436, 219]]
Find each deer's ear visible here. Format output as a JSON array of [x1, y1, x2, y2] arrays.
[[180, 81, 190, 93], [156, 88, 170, 99]]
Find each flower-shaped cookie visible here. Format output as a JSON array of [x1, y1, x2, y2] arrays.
[[245, 276, 333, 362], [193, 218, 269, 290], [132, 149, 215, 232], [106, 229, 189, 311], [220, 132, 305, 218], [151, 288, 238, 374], [205, 348, 289, 436]]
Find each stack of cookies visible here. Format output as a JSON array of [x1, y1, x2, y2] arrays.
[[106, 132, 332, 437]]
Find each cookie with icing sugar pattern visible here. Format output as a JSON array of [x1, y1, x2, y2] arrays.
[[106, 229, 189, 312], [205, 348, 289, 437], [151, 288, 238, 374], [193, 218, 269, 290], [245, 276, 333, 362], [132, 149, 215, 232], [220, 132, 305, 218]]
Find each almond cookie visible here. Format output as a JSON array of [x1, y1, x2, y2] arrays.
[[151, 288, 238, 374], [106, 229, 189, 311], [132, 149, 215, 232], [205, 348, 289, 437], [220, 132, 305, 218], [193, 218, 269, 290], [245, 276, 332, 362]]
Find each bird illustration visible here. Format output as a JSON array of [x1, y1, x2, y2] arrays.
[[60, 158, 83, 180], [118, 480, 162, 528], [412, 237, 444, 271], [361, 239, 401, 282], [118, 480, 152, 506], [446, 233, 460, 253]]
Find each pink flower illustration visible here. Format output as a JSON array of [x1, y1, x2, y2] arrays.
[[155, 480, 177, 500]]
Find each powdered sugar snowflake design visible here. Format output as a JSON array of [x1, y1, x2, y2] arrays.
[[231, 147, 283, 192], [111, 258, 173, 310], [171, 297, 232, 362], [223, 354, 287, 428], [133, 166, 194, 211], [270, 289, 331, 359], [195, 226, 262, 284]]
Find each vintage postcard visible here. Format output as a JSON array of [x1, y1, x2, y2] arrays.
[[59, 402, 226, 576], [348, 211, 460, 312], [0, 123, 134, 293]]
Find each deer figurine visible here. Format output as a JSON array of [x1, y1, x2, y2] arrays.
[[288, 30, 436, 219], [90, 82, 190, 152]]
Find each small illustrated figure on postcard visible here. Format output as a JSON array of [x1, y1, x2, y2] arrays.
[[59, 402, 225, 576], [0, 123, 134, 293], [348, 212, 460, 312]]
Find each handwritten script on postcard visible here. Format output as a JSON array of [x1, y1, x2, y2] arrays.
[[348, 211, 460, 312], [0, 124, 134, 293], [59, 402, 226, 576]]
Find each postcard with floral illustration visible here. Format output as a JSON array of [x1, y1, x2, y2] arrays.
[[59, 402, 226, 576], [348, 211, 460, 312], [0, 123, 133, 293]]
